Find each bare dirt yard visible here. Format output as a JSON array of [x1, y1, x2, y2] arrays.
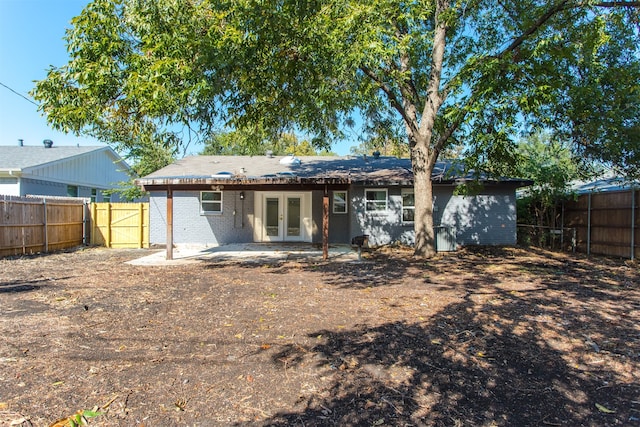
[[0, 246, 638, 427]]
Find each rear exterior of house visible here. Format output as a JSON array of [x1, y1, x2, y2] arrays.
[[140, 155, 525, 251]]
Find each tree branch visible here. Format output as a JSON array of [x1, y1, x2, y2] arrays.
[[592, 1, 640, 7], [495, 0, 572, 60], [497, 0, 639, 60], [359, 65, 419, 135]]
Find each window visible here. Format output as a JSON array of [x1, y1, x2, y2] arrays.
[[365, 189, 387, 212], [401, 189, 415, 223], [201, 191, 223, 214], [90, 189, 97, 203], [67, 185, 78, 197], [333, 191, 348, 214]]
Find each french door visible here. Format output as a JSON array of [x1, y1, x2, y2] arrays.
[[260, 193, 307, 242]]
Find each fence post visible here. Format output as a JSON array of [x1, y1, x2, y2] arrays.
[[138, 202, 144, 248], [43, 198, 49, 253], [632, 189, 636, 261], [106, 203, 112, 248], [91, 203, 97, 245], [587, 193, 592, 256], [560, 202, 565, 248]]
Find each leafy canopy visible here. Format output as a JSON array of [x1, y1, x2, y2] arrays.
[[32, 0, 640, 175]]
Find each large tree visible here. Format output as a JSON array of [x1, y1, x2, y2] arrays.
[[33, 0, 640, 257]]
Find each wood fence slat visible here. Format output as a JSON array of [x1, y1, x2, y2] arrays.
[[0, 196, 86, 257], [564, 189, 639, 259]]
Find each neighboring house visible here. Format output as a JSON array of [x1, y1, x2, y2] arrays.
[[569, 175, 639, 195], [136, 154, 531, 254], [0, 141, 131, 201]]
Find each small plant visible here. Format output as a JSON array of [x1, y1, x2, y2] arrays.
[[49, 410, 102, 427]]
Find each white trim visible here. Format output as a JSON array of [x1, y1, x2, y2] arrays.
[[332, 190, 348, 214], [200, 190, 223, 215], [365, 188, 388, 212], [401, 188, 415, 224], [253, 191, 312, 242]]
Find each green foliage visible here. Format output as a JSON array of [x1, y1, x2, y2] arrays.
[[201, 128, 335, 156], [52, 409, 103, 427], [515, 131, 582, 227], [105, 138, 176, 201]]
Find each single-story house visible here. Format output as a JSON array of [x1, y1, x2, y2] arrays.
[[136, 154, 531, 259], [0, 140, 132, 201]]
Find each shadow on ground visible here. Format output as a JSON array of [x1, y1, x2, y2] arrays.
[[256, 248, 640, 426]]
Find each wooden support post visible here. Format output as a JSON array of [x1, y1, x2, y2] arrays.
[[166, 188, 174, 260], [323, 186, 329, 260]]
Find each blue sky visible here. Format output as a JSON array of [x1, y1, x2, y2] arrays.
[[0, 0, 100, 149], [0, 0, 356, 155]]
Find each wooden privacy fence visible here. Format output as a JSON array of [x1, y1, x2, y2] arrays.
[[91, 202, 149, 248], [563, 189, 639, 260], [0, 196, 87, 257]]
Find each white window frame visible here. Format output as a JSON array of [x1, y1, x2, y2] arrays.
[[332, 191, 348, 214], [201, 191, 223, 215], [401, 188, 415, 224], [364, 188, 388, 212]]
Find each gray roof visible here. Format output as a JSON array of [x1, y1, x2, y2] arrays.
[[570, 176, 639, 194], [0, 145, 113, 170], [139, 154, 530, 188], [144, 154, 415, 182]]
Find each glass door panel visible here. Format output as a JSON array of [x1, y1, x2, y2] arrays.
[[265, 197, 280, 237], [286, 197, 301, 237]]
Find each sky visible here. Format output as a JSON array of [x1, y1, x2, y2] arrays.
[[0, 0, 101, 149], [0, 0, 355, 156]]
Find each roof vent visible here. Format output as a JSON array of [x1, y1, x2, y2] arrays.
[[43, 139, 53, 148], [279, 155, 301, 166], [18, 139, 24, 146], [372, 150, 380, 159], [211, 171, 234, 179], [266, 150, 274, 158]]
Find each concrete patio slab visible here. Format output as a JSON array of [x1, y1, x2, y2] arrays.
[[126, 243, 364, 266]]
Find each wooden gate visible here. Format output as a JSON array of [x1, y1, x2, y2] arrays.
[[91, 203, 149, 248]]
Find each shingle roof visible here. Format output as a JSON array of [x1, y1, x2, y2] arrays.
[[143, 154, 415, 182], [570, 176, 639, 194], [0, 146, 109, 170], [138, 154, 529, 188]]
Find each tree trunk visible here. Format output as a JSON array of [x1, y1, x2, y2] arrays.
[[412, 135, 437, 258]]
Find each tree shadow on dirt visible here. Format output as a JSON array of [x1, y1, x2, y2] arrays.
[[0, 277, 65, 293], [256, 251, 639, 426]]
